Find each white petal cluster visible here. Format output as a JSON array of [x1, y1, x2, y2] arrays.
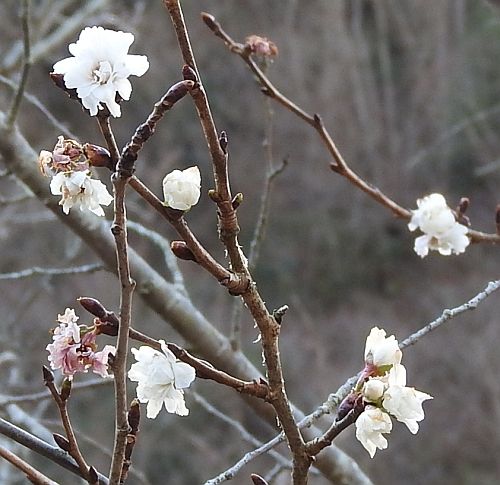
[[364, 327, 401, 367], [50, 171, 113, 216], [355, 327, 432, 457], [128, 340, 196, 419], [53, 26, 149, 117], [162, 166, 201, 211], [408, 193, 470, 258], [382, 364, 433, 434], [355, 405, 392, 458]]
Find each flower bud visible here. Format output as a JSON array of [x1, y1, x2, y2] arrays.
[[162, 166, 201, 211], [60, 377, 72, 401], [363, 378, 385, 402], [171, 241, 196, 262], [83, 143, 112, 168], [78, 297, 107, 319], [53, 433, 70, 452]]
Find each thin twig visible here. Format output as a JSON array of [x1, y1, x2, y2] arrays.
[[400, 279, 500, 349], [119, 399, 140, 484], [108, 171, 135, 485], [0, 263, 105, 280], [127, 220, 186, 293], [0, 417, 108, 484], [127, 176, 241, 292], [165, 3, 311, 481], [305, 409, 362, 456], [119, 80, 194, 176], [43, 369, 90, 481], [127, 328, 269, 399], [208, 278, 500, 481], [2, 0, 109, 73], [6, 0, 31, 130], [0, 445, 58, 485], [0, 74, 78, 138], [202, 13, 500, 245], [192, 392, 294, 472], [0, 378, 110, 406]]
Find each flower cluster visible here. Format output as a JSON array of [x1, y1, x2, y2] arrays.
[[354, 327, 432, 458], [162, 166, 201, 211], [46, 308, 115, 377], [408, 193, 470, 258], [38, 136, 113, 216], [128, 340, 196, 418], [53, 26, 149, 118]]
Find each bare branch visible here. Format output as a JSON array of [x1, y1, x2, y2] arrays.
[[202, 13, 500, 245], [1, 0, 109, 73], [0, 263, 105, 281], [127, 220, 186, 293], [6, 0, 32, 130], [108, 169, 135, 484], [43, 368, 91, 481], [192, 393, 294, 472], [0, 417, 108, 484], [400, 279, 500, 349], [0, 445, 58, 485]]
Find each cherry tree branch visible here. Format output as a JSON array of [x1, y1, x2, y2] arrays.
[[164, 3, 312, 482], [107, 163, 135, 485], [0, 445, 58, 485], [6, 0, 31, 130], [42, 367, 91, 482], [0, 263, 105, 280], [202, 13, 500, 245], [0, 113, 370, 485], [0, 417, 108, 484]]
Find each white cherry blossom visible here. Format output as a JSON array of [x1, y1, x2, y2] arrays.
[[162, 166, 201, 211], [53, 26, 149, 117], [50, 171, 113, 216], [382, 364, 433, 434], [408, 193, 470, 258], [363, 378, 386, 402], [355, 405, 393, 458], [128, 340, 196, 418], [364, 327, 402, 367]]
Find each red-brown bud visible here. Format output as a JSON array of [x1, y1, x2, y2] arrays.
[[53, 433, 70, 452], [78, 297, 107, 319], [83, 143, 112, 169], [171, 241, 196, 262]]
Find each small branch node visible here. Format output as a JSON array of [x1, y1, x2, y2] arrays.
[[231, 192, 244, 210], [272, 305, 289, 325], [219, 130, 228, 153]]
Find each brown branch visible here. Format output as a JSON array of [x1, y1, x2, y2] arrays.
[[108, 170, 135, 484], [165, 1, 248, 279], [42, 367, 91, 482], [119, 80, 194, 177], [202, 12, 500, 245], [305, 408, 362, 457], [0, 445, 58, 485], [119, 399, 140, 484], [127, 176, 243, 291], [129, 328, 270, 400], [165, 2, 311, 482], [96, 115, 120, 167], [79, 296, 269, 399]]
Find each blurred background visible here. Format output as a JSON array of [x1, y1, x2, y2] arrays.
[[0, 0, 499, 483]]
